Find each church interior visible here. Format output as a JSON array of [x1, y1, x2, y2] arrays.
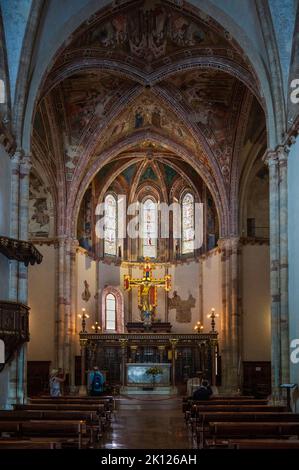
[[0, 0, 299, 452]]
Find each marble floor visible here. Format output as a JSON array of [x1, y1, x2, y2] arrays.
[[100, 395, 193, 449]]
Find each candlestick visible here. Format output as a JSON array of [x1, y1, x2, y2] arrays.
[[78, 308, 89, 333], [207, 308, 219, 333]]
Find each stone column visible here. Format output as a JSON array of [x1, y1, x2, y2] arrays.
[[9, 150, 21, 301], [70, 239, 78, 388], [158, 345, 165, 363], [18, 155, 31, 303], [218, 238, 229, 390], [210, 339, 218, 387], [57, 237, 66, 369], [278, 146, 290, 384], [130, 345, 137, 363], [64, 238, 78, 382], [17, 155, 31, 403], [120, 339, 128, 388], [169, 339, 178, 388], [263, 150, 281, 398], [217, 238, 240, 392], [230, 237, 240, 390], [79, 338, 87, 396]]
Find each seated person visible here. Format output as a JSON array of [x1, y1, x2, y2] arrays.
[[192, 379, 213, 401], [88, 366, 105, 396]]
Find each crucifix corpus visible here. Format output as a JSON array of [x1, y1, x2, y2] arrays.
[[124, 258, 171, 326]]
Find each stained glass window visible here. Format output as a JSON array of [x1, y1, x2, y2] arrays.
[[106, 293, 116, 330], [182, 192, 195, 254], [104, 194, 117, 256], [142, 198, 157, 258]]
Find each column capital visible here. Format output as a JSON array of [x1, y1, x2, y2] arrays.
[[276, 145, 289, 164], [263, 145, 289, 167], [217, 237, 240, 251], [10, 148, 23, 165], [262, 149, 279, 167], [20, 154, 32, 174]]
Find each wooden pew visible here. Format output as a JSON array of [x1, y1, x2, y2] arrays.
[[183, 398, 269, 419], [15, 403, 105, 412], [14, 403, 110, 436], [212, 439, 299, 449], [187, 404, 287, 426], [195, 412, 299, 448], [0, 420, 86, 448], [199, 412, 299, 425], [0, 410, 104, 440], [29, 398, 113, 415], [30, 396, 113, 410], [0, 439, 61, 449], [208, 422, 299, 439], [192, 404, 286, 414]]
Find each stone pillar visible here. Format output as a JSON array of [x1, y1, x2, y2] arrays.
[[130, 345, 137, 363], [120, 339, 128, 388], [230, 237, 240, 390], [278, 146, 290, 384], [210, 339, 218, 387], [263, 150, 282, 398], [18, 155, 31, 303], [218, 238, 240, 392], [9, 150, 21, 301], [79, 338, 87, 396], [218, 238, 229, 391], [198, 260, 204, 324], [64, 238, 78, 379], [70, 240, 78, 388], [16, 155, 31, 404], [170, 339, 178, 388], [158, 345, 165, 363], [57, 237, 66, 369]]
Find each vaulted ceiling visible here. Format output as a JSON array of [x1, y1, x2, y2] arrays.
[[31, 0, 266, 237]]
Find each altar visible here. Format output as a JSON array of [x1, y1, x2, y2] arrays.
[[125, 363, 173, 394], [79, 331, 219, 392], [127, 363, 170, 385]]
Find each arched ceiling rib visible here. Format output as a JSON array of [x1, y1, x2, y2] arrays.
[[29, 0, 267, 239]]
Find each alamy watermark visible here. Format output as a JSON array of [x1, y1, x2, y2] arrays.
[[290, 78, 299, 104], [95, 197, 204, 249], [290, 339, 299, 364]]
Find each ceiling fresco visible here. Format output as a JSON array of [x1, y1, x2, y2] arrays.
[[31, 0, 266, 237]]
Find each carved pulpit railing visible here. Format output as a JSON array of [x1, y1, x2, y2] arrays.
[[0, 236, 43, 266], [79, 331, 219, 388], [0, 301, 30, 371]]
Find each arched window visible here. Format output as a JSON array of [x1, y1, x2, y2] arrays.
[[105, 293, 116, 330], [104, 194, 117, 256], [182, 192, 195, 254], [142, 198, 157, 258]]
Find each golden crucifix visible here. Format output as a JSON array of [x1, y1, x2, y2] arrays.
[[124, 258, 171, 325]]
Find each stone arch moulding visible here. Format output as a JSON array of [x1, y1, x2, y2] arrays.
[[21, 0, 279, 154], [66, 132, 230, 240], [101, 285, 124, 334]]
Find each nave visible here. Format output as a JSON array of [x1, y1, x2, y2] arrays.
[[101, 396, 191, 449]]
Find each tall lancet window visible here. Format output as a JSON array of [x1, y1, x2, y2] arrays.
[[104, 194, 117, 256], [105, 293, 116, 330], [142, 198, 157, 258], [182, 192, 195, 254]]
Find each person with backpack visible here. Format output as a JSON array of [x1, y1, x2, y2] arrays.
[[88, 366, 105, 396]]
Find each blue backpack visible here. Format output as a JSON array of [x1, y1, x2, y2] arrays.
[[92, 372, 103, 392]]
